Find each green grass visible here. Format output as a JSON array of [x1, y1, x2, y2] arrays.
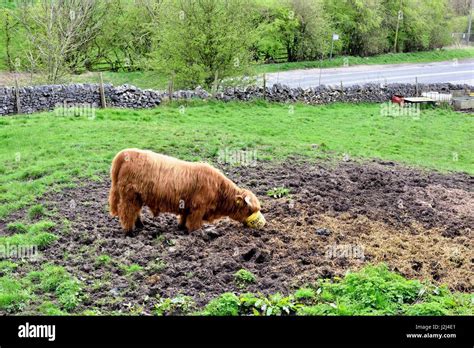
[[0, 260, 18, 275], [26, 264, 82, 312], [0, 276, 30, 312], [169, 265, 473, 316], [6, 221, 28, 233], [255, 48, 474, 74], [154, 295, 196, 316], [267, 186, 290, 198], [95, 254, 112, 266], [119, 263, 143, 275], [201, 292, 241, 316], [0, 220, 57, 249], [1, 101, 472, 219], [28, 204, 46, 219], [296, 265, 473, 316]]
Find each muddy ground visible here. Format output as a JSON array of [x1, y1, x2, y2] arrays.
[[1, 159, 473, 314]]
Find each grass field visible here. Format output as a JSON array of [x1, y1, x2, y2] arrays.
[[0, 103, 474, 217], [0, 101, 472, 315], [1, 101, 472, 219]]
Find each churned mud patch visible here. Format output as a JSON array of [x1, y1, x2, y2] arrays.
[[1, 159, 472, 314]]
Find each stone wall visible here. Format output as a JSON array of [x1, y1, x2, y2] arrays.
[[0, 82, 471, 116]]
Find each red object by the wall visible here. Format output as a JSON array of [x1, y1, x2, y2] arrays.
[[391, 95, 404, 106]]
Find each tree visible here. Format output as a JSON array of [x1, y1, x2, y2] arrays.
[[385, 0, 452, 52], [149, 0, 255, 89], [18, 0, 105, 82], [93, 0, 162, 72], [324, 0, 389, 56], [254, 0, 333, 62], [1, 7, 18, 71], [290, 0, 333, 60]]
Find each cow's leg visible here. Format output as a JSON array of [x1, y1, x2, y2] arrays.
[[178, 214, 188, 230], [135, 212, 144, 229], [149, 204, 160, 217], [118, 189, 142, 235], [185, 209, 205, 232]]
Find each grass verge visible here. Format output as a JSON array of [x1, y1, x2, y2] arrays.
[[255, 48, 474, 74]]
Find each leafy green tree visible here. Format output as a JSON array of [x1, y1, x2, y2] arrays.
[[254, 5, 299, 62], [383, 0, 453, 52], [93, 0, 161, 72], [149, 0, 255, 89], [0, 1, 27, 72], [254, 0, 333, 62], [324, 0, 389, 56]]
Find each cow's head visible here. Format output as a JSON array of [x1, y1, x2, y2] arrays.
[[233, 189, 266, 229]]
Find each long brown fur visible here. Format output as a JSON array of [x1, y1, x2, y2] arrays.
[[108, 148, 261, 234]]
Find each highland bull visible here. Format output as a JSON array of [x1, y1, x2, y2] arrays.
[[108, 149, 265, 234]]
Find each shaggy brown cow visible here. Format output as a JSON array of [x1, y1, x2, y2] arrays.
[[108, 148, 265, 234]]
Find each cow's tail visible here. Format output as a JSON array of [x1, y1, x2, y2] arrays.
[[109, 151, 126, 216]]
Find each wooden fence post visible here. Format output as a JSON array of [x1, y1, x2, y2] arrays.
[[14, 74, 21, 114], [99, 72, 106, 108]]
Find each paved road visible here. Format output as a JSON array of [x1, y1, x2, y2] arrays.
[[265, 59, 474, 88]]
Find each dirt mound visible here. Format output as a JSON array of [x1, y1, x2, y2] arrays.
[[1, 159, 472, 313]]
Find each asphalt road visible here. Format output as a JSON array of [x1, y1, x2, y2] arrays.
[[265, 59, 474, 88]]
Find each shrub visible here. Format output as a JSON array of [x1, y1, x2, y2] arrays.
[[203, 293, 240, 316], [234, 269, 256, 287], [240, 292, 300, 316], [294, 287, 316, 301]]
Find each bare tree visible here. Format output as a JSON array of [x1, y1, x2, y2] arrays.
[[18, 0, 105, 83]]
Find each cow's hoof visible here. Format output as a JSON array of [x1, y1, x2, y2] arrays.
[[135, 218, 144, 229], [125, 229, 140, 237]]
